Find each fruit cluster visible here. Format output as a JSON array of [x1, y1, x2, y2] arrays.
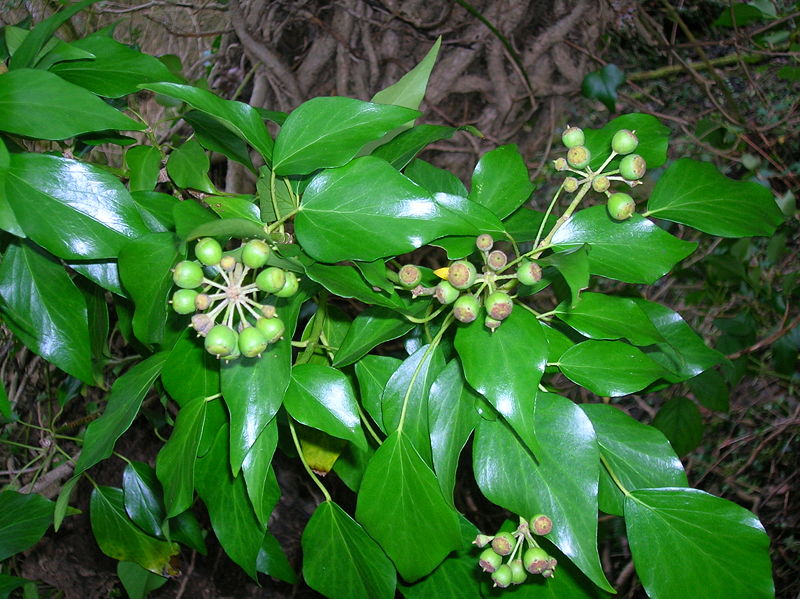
[[474, 514, 558, 588], [557, 125, 648, 220], [170, 238, 299, 359]]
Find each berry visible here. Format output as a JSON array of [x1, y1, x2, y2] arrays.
[[476, 234, 494, 251], [261, 304, 277, 319], [256, 316, 285, 343], [612, 129, 639, 154], [241, 239, 270, 269], [491, 532, 515, 556], [492, 564, 513, 589], [204, 325, 238, 356], [479, 548, 502, 573], [485, 315, 502, 331], [448, 260, 477, 290], [509, 559, 527, 585], [517, 260, 542, 286], [523, 547, 550, 574], [194, 238, 223, 266], [453, 294, 480, 323], [607, 192, 636, 220], [487, 250, 507, 271], [566, 145, 591, 169], [190, 314, 214, 336], [172, 261, 204, 289], [238, 326, 268, 358], [434, 281, 459, 305], [592, 175, 610, 193], [553, 157, 568, 171], [485, 291, 513, 321], [194, 293, 211, 311], [171, 289, 198, 314], [619, 153, 646, 180], [473, 534, 493, 548], [398, 264, 422, 288], [275, 271, 299, 298], [563, 177, 579, 193], [531, 514, 553, 535], [256, 267, 286, 293], [219, 255, 236, 271], [561, 126, 585, 148]]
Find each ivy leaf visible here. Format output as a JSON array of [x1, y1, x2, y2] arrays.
[[116, 562, 168, 599], [405, 159, 468, 197], [125, 145, 162, 193], [652, 397, 704, 457], [540, 245, 590, 308], [166, 139, 216, 194], [372, 37, 440, 110], [303, 262, 406, 311], [469, 144, 534, 219], [185, 110, 254, 171], [0, 490, 54, 560], [688, 368, 730, 412], [372, 124, 459, 170], [161, 329, 220, 406], [242, 421, 280, 526], [555, 292, 664, 346], [581, 64, 625, 112], [334, 306, 416, 367], [625, 488, 774, 599], [122, 462, 166, 538], [584, 113, 670, 171], [355, 355, 401, 434]]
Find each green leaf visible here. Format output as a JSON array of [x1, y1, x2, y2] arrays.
[[285, 364, 368, 450], [0, 241, 93, 384], [372, 37, 440, 109], [0, 381, 9, 420], [296, 156, 477, 262], [0, 490, 54, 560], [118, 233, 181, 345], [132, 191, 179, 231], [185, 110, 254, 171], [51, 35, 181, 97], [156, 395, 207, 518], [688, 368, 729, 412], [123, 462, 166, 538], [167, 509, 206, 555], [166, 139, 216, 193], [90, 486, 178, 575], [242, 420, 280, 526], [161, 329, 220, 405], [258, 532, 295, 583], [473, 393, 613, 592], [125, 145, 162, 193], [552, 206, 697, 284], [183, 217, 267, 243], [354, 355, 401, 433], [428, 361, 479, 505], [651, 397, 704, 456], [625, 488, 773, 599], [469, 144, 534, 219], [713, 3, 769, 27], [273, 97, 419, 175], [503, 205, 557, 242], [645, 158, 783, 238], [405, 158, 468, 197], [116, 561, 168, 599], [0, 68, 141, 138], [581, 64, 625, 112], [206, 194, 260, 222], [580, 404, 687, 516], [433, 192, 505, 234], [73, 353, 166, 478], [5, 153, 149, 259], [584, 113, 670, 171], [303, 501, 396, 599], [540, 246, 590, 308], [303, 262, 405, 310], [256, 165, 296, 222], [555, 292, 663, 346], [355, 431, 462, 581], [454, 308, 547, 456], [0, 575, 29, 599], [68, 259, 125, 296], [558, 340, 667, 397], [372, 124, 459, 170], [140, 82, 274, 160]]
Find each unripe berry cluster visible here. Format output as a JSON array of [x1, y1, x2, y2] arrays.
[[474, 514, 557, 588], [170, 238, 299, 360]]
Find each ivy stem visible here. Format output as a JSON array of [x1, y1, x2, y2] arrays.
[[403, 304, 447, 324], [356, 403, 383, 446], [533, 181, 566, 250], [270, 167, 281, 231], [288, 418, 332, 502], [600, 453, 631, 496], [533, 180, 594, 257], [295, 293, 328, 365], [266, 207, 301, 235], [596, 150, 619, 175], [202, 278, 227, 291]]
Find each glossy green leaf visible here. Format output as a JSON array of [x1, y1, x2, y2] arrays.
[[469, 144, 534, 219], [381, 344, 445, 464], [405, 158, 468, 197], [558, 340, 667, 397], [123, 462, 166, 538], [688, 368, 729, 412], [541, 245, 590, 308], [303, 501, 396, 599], [90, 486, 178, 575], [258, 532, 295, 583], [652, 397, 704, 457], [372, 37, 440, 109], [428, 360, 479, 504], [581, 404, 687, 516], [51, 35, 181, 97], [581, 63, 625, 112], [645, 158, 783, 238], [273, 97, 419, 175], [542, 323, 575, 362], [0, 490, 54, 560], [0, 575, 28, 599], [473, 393, 613, 592], [156, 395, 207, 518], [132, 191, 179, 231], [303, 262, 406, 310], [206, 194, 260, 222], [242, 420, 279, 526], [454, 308, 547, 456], [295, 157, 478, 262], [0, 241, 93, 384], [184, 216, 267, 243], [125, 145, 161, 193], [356, 431, 462, 581], [74, 353, 167, 477], [285, 364, 367, 450], [141, 82, 274, 160], [355, 354, 401, 433], [625, 488, 773, 599], [161, 329, 220, 406], [5, 153, 149, 259], [166, 139, 216, 193], [69, 259, 125, 296], [0, 69, 142, 138], [551, 206, 697, 284], [256, 165, 296, 222], [118, 233, 181, 345], [434, 192, 505, 234], [117, 561, 168, 599], [184, 109, 254, 170], [503, 205, 557, 242], [584, 113, 670, 171], [555, 292, 663, 346], [372, 124, 458, 169]]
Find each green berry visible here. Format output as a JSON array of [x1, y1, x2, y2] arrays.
[[553, 157, 568, 171], [566, 145, 591, 169], [563, 176, 579, 193], [171, 289, 198, 314], [523, 547, 550, 574], [531, 514, 553, 535], [274, 271, 299, 298], [448, 260, 477, 290], [492, 564, 513, 589], [241, 239, 270, 269], [516, 260, 542, 286], [238, 326, 268, 358], [204, 325, 238, 357], [476, 234, 494, 251], [453, 294, 480, 323], [434, 281, 460, 305], [491, 531, 515, 556], [485, 315, 502, 331], [487, 250, 507, 271], [485, 291, 513, 321], [479, 548, 502, 573], [509, 558, 527, 585], [398, 264, 422, 288], [194, 238, 223, 266], [256, 267, 286, 293], [561, 126, 585, 148], [256, 316, 285, 343], [172, 260, 204, 289], [619, 153, 646, 180], [592, 175, 610, 193], [219, 255, 237, 271], [611, 129, 638, 154], [607, 192, 636, 220]]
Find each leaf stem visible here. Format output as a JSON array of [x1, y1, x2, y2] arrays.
[[534, 180, 594, 257], [600, 452, 631, 496], [288, 417, 332, 502], [266, 207, 301, 235]]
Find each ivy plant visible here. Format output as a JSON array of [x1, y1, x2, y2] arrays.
[[0, 7, 784, 599]]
